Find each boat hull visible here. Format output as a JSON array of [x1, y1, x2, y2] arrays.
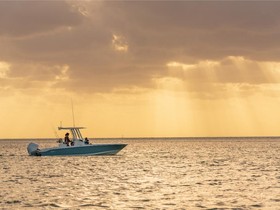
[[29, 144, 127, 156]]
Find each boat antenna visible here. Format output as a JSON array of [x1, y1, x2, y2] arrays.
[[71, 99, 76, 127]]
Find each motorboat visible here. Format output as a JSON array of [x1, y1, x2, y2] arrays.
[[27, 126, 127, 156]]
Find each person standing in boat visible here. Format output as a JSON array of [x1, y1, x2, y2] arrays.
[[84, 137, 89, 145], [64, 133, 70, 146]]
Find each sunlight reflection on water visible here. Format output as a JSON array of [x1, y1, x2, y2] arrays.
[[0, 138, 279, 209]]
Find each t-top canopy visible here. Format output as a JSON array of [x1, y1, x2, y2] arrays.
[[58, 126, 86, 140], [58, 127, 86, 130]]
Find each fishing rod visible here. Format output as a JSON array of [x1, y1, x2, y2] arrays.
[[71, 99, 76, 127], [51, 125, 60, 138], [51, 124, 63, 143]]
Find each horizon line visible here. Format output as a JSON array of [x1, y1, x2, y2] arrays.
[[1, 135, 280, 140]]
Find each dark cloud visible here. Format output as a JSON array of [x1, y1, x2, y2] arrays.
[[1, 1, 280, 96], [0, 1, 83, 37]]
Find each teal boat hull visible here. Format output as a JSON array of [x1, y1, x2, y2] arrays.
[[29, 144, 127, 156]]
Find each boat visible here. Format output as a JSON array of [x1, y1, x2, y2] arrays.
[[27, 126, 127, 156]]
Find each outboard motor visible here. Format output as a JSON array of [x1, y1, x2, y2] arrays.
[[27, 143, 41, 156]]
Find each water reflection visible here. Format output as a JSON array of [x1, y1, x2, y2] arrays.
[[0, 139, 279, 209]]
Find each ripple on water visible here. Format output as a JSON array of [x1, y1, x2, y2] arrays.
[[0, 139, 279, 209], [5, 200, 21, 204]]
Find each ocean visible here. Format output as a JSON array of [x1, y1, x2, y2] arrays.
[[0, 138, 279, 209]]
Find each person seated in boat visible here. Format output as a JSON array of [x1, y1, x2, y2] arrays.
[[64, 133, 71, 146], [84, 137, 89, 145]]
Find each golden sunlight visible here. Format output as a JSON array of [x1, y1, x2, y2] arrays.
[[167, 61, 195, 71]]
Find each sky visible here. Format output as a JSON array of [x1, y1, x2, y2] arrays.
[[1, 1, 280, 138]]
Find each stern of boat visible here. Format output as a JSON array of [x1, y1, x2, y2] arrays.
[[27, 143, 41, 156]]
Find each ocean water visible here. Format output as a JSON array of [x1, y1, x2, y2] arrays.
[[0, 138, 279, 210]]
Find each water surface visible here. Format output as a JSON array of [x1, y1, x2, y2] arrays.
[[0, 138, 279, 209]]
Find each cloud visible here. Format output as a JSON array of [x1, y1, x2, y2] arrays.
[[167, 56, 280, 84], [0, 61, 10, 78], [1, 1, 280, 98], [112, 34, 129, 52], [0, 1, 83, 37], [165, 56, 280, 99], [99, 1, 280, 60]]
